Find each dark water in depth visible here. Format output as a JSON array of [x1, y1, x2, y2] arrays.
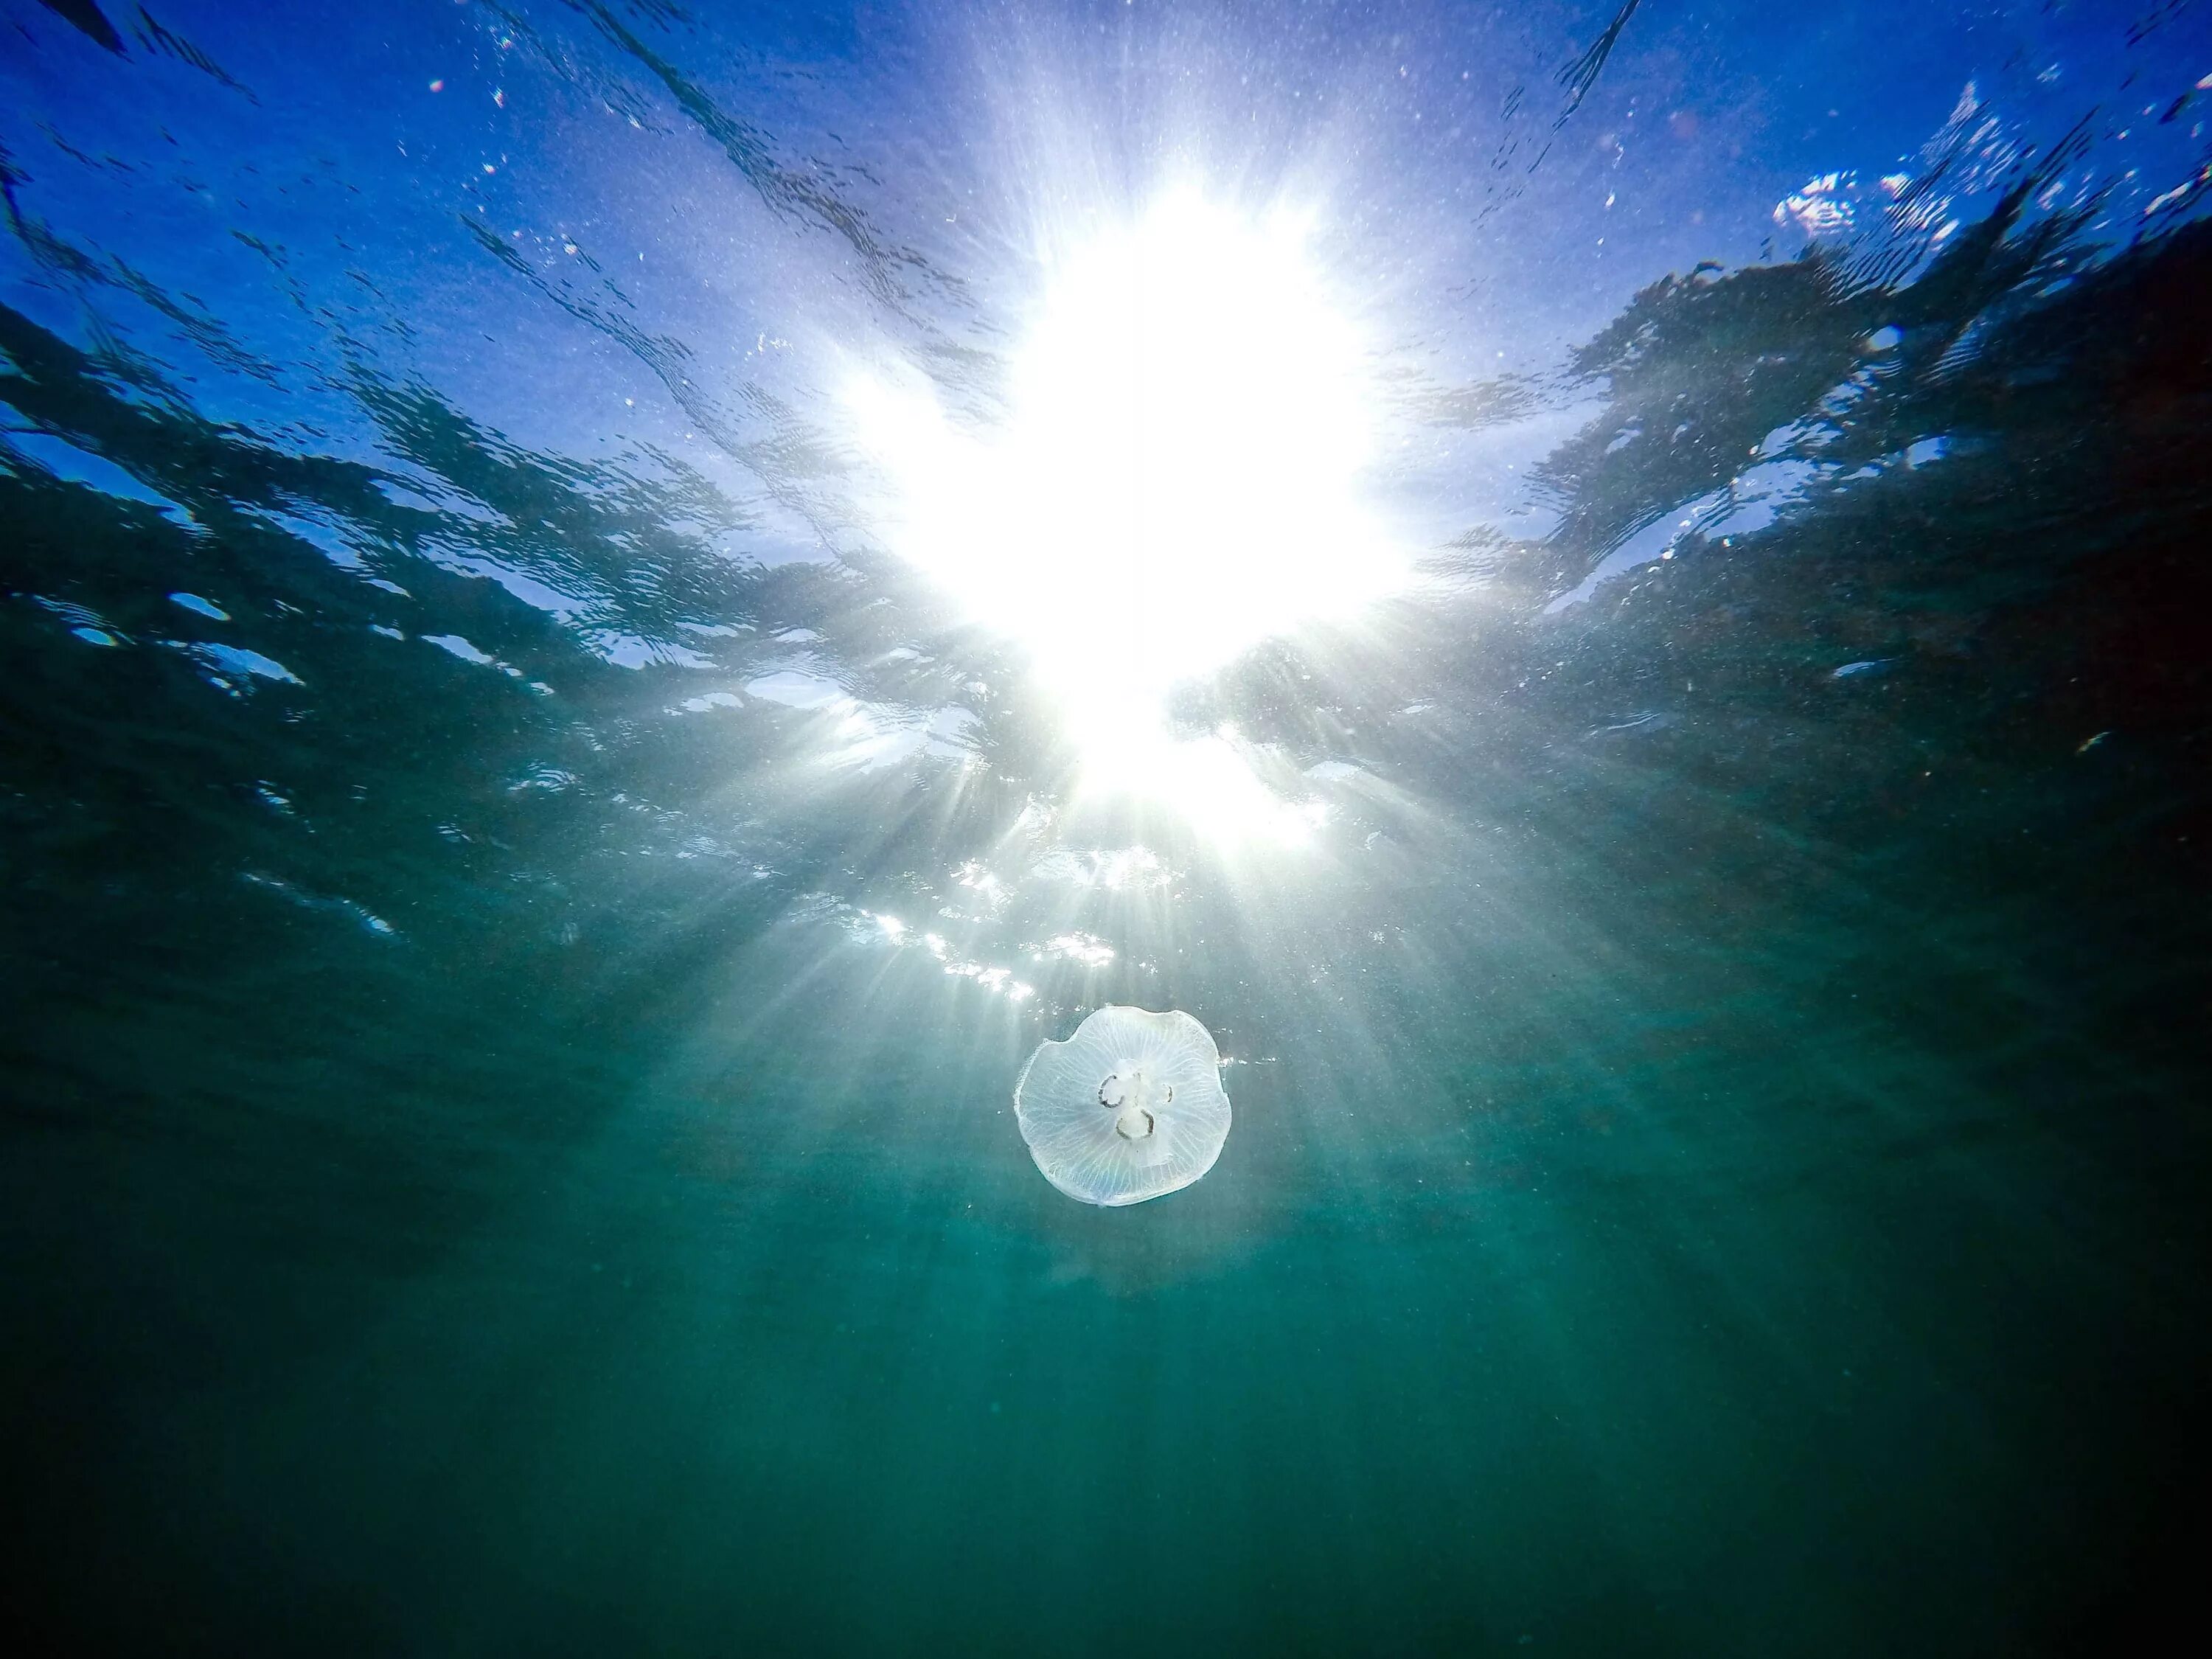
[[5, 3, 2211, 1654]]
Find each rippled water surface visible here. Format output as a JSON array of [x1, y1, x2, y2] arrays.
[[5, 2, 2211, 1652]]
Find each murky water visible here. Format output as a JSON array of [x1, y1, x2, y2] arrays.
[[5, 3, 2210, 1652]]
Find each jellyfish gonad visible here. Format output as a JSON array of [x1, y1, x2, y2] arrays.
[[1014, 1005, 1232, 1206]]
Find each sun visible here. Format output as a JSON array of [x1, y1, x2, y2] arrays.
[[849, 188, 1402, 833]]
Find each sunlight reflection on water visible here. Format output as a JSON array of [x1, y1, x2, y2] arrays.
[[849, 189, 1405, 840]]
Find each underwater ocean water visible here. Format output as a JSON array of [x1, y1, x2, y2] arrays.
[[5, 0, 2212, 1652]]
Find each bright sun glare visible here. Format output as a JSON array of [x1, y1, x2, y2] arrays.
[[849, 189, 1402, 837]]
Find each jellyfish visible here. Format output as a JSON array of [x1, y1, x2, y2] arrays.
[[1014, 1005, 1232, 1206]]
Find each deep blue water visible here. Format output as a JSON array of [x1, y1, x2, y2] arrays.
[[5, 2, 2211, 1653]]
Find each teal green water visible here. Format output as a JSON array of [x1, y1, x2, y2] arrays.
[[10, 717, 2206, 1652], [7, 5, 2212, 1652]]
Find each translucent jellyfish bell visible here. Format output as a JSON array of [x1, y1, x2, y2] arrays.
[[1014, 1006, 1232, 1206]]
